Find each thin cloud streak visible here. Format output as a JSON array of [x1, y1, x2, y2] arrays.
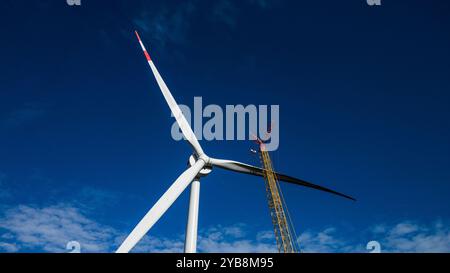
[[299, 221, 450, 253], [1, 201, 449, 253], [0, 202, 276, 253], [132, 0, 277, 49]]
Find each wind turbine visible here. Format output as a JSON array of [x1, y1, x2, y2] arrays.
[[116, 31, 355, 253]]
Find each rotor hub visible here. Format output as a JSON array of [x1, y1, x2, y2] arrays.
[[189, 154, 212, 177]]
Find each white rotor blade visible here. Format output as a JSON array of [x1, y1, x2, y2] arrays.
[[135, 31, 204, 156], [116, 159, 206, 253], [210, 158, 355, 201]]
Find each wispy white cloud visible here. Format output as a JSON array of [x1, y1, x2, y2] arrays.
[[298, 227, 351, 253], [0, 242, 18, 252], [132, 223, 276, 253], [211, 0, 240, 28], [256, 230, 275, 241], [0, 204, 119, 252], [197, 224, 276, 253], [133, 1, 197, 48], [1, 178, 449, 253], [0, 201, 275, 253], [379, 221, 450, 253], [298, 221, 450, 253], [127, 234, 185, 253], [132, 0, 276, 48]]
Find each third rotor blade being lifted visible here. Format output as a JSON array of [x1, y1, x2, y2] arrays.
[[210, 158, 355, 201]]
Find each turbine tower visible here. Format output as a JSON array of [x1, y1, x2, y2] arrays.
[[116, 31, 355, 253]]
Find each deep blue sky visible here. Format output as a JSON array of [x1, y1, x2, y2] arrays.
[[0, 0, 450, 252]]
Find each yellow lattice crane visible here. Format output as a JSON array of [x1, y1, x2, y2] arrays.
[[254, 138, 299, 253]]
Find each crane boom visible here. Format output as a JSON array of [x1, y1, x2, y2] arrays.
[[259, 145, 299, 253]]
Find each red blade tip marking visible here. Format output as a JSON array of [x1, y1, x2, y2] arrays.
[[135, 30, 141, 41], [134, 31, 152, 61], [144, 51, 151, 61]]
